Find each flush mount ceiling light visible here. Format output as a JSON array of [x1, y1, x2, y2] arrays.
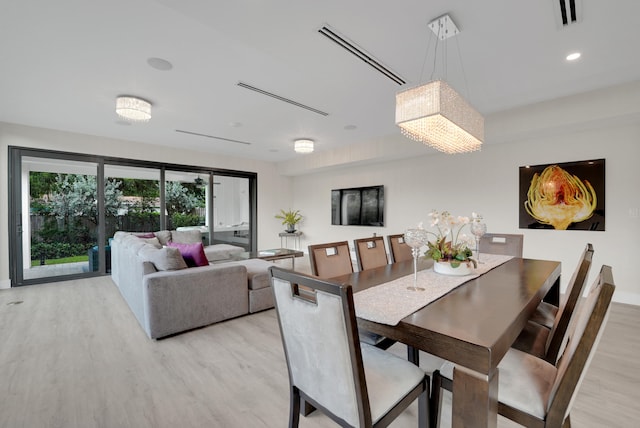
[[566, 52, 581, 61], [395, 14, 483, 154], [294, 139, 314, 154], [115, 96, 152, 122]]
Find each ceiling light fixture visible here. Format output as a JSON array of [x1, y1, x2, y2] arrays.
[[395, 14, 483, 154], [566, 52, 581, 61], [294, 139, 314, 154], [115, 96, 152, 122]]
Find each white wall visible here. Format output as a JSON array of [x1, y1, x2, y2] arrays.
[[289, 111, 640, 305], [0, 123, 293, 287]]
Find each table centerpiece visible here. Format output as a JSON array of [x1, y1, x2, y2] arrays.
[[424, 210, 477, 276]]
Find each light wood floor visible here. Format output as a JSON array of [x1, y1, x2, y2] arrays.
[[0, 258, 638, 427]]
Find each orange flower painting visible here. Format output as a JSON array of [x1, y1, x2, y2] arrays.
[[519, 160, 605, 231]]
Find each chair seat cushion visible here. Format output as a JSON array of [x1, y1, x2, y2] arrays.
[[361, 343, 426, 424], [530, 301, 558, 329], [439, 348, 556, 420]]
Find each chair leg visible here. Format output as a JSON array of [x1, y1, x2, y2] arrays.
[[418, 388, 429, 428], [290, 386, 300, 428], [562, 414, 571, 428], [430, 370, 442, 428], [408, 345, 420, 366], [301, 397, 316, 416]]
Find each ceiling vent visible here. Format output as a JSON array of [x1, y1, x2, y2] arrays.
[[553, 0, 583, 28], [318, 24, 406, 86], [236, 82, 329, 116], [175, 129, 251, 145]]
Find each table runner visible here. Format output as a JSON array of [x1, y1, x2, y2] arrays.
[[354, 254, 513, 325]]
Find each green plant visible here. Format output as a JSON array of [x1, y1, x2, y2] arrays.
[[275, 209, 302, 230], [424, 210, 477, 268]]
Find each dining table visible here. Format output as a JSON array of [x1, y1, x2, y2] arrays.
[[330, 256, 561, 428]]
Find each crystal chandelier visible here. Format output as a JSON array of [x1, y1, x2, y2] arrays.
[[395, 14, 483, 154], [294, 139, 314, 153], [115, 96, 152, 122]]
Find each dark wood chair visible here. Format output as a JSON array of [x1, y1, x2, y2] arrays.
[[431, 264, 615, 428], [308, 241, 353, 279], [512, 243, 594, 364], [479, 233, 524, 257], [386, 234, 413, 263], [354, 236, 389, 271], [308, 240, 396, 352], [269, 267, 430, 428]]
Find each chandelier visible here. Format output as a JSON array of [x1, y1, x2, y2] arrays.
[[115, 96, 152, 122], [294, 139, 314, 153], [395, 14, 483, 154]]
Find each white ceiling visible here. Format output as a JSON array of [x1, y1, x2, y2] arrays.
[[2, 0, 640, 163]]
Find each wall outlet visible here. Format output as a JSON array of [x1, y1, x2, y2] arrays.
[[629, 208, 639, 219]]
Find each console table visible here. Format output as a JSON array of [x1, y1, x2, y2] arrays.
[[278, 231, 302, 250]]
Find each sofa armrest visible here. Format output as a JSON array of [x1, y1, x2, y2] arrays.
[[142, 263, 249, 339]]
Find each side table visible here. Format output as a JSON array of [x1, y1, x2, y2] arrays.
[[279, 231, 302, 250]]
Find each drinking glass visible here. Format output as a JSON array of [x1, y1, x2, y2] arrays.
[[470, 220, 487, 263], [404, 228, 428, 291]]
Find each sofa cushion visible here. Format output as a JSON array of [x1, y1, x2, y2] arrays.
[[139, 245, 188, 271], [134, 232, 156, 238], [171, 229, 202, 244], [154, 230, 172, 245], [143, 236, 163, 249], [167, 241, 209, 267], [231, 259, 271, 290], [204, 244, 245, 262]]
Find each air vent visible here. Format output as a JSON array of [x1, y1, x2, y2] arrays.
[[175, 129, 251, 145], [236, 82, 329, 116], [554, 0, 583, 28], [318, 24, 406, 86]]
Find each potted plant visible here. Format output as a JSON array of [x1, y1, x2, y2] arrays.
[[423, 210, 477, 275], [275, 209, 303, 233]]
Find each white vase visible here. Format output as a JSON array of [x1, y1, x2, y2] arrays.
[[434, 260, 473, 276]]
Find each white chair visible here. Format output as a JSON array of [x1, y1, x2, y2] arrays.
[[269, 266, 430, 427], [431, 265, 615, 428]]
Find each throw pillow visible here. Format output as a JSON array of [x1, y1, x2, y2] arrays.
[[143, 236, 162, 249], [138, 246, 188, 271], [171, 229, 202, 244], [167, 241, 209, 267], [154, 230, 172, 245]]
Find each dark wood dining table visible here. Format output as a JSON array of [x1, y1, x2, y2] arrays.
[[330, 257, 561, 428]]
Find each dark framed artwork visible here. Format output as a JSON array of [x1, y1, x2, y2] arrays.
[[519, 159, 605, 230]]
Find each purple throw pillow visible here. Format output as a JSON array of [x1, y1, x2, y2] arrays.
[[167, 241, 209, 267]]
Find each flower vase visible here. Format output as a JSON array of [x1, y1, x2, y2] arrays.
[[434, 260, 473, 276]]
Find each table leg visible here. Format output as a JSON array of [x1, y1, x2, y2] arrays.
[[452, 365, 498, 428], [542, 276, 561, 306]]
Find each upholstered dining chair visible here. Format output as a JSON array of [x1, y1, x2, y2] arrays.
[[308, 241, 354, 279], [479, 233, 524, 257], [354, 236, 389, 271], [430, 264, 615, 428], [386, 234, 413, 263], [269, 267, 430, 428], [512, 243, 594, 364]]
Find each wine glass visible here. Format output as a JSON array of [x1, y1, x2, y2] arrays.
[[404, 228, 428, 291], [470, 218, 487, 264]]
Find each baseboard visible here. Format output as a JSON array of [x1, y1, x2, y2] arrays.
[[612, 290, 640, 306], [0, 279, 11, 289]]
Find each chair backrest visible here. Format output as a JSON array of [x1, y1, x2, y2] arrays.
[[387, 233, 413, 263], [479, 233, 524, 257], [545, 265, 615, 427], [354, 236, 388, 271], [269, 266, 371, 427], [544, 243, 594, 363], [308, 241, 354, 278]]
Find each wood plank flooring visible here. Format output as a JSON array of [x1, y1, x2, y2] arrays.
[[0, 260, 638, 427]]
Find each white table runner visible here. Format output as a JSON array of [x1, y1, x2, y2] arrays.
[[354, 254, 513, 325]]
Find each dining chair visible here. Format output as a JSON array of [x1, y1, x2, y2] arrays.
[[308, 240, 397, 352], [479, 233, 524, 257], [354, 236, 389, 271], [512, 243, 594, 364], [387, 233, 413, 263], [269, 266, 430, 428], [308, 241, 354, 278], [430, 264, 615, 428]]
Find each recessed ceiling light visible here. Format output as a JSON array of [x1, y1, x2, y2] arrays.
[[344, 124, 357, 130], [147, 57, 173, 71], [229, 121, 243, 128], [566, 52, 581, 61]]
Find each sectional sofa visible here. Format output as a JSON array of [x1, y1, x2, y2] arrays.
[[110, 230, 274, 339]]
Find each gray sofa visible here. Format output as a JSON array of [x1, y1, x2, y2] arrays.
[[111, 230, 274, 339]]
